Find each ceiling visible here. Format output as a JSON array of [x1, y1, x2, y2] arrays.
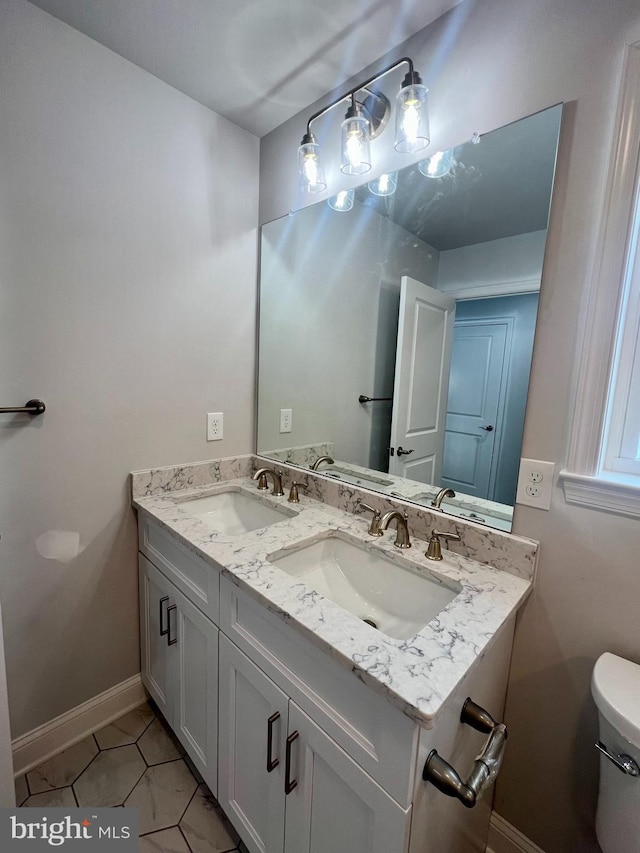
[[28, 0, 462, 137], [356, 104, 563, 250]]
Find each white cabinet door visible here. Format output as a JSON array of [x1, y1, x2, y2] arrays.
[[139, 555, 173, 720], [139, 555, 218, 795], [171, 584, 219, 797], [284, 704, 411, 853], [218, 635, 288, 853]]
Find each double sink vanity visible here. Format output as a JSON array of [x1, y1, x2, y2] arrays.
[[132, 453, 536, 853]]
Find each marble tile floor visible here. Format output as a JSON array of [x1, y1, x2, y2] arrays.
[[14, 702, 249, 853]]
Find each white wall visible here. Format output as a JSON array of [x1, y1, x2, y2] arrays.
[[0, 0, 259, 736], [258, 201, 438, 469], [438, 230, 546, 293], [258, 0, 640, 849]]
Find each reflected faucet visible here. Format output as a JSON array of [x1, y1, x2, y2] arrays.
[[379, 510, 411, 549], [431, 488, 455, 509], [310, 455, 335, 471], [252, 467, 285, 496]]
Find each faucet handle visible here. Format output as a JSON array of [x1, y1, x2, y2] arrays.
[[288, 482, 306, 503], [358, 502, 383, 536], [254, 471, 269, 490], [426, 529, 461, 561]]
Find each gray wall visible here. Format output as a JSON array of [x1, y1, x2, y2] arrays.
[[259, 0, 640, 849], [0, 0, 259, 736]]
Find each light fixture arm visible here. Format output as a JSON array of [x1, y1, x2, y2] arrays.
[[303, 57, 415, 138]]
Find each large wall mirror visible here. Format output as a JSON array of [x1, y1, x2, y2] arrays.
[[257, 105, 562, 532]]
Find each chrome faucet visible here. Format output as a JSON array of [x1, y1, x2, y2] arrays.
[[310, 455, 335, 471], [252, 467, 285, 496], [379, 510, 411, 549], [431, 487, 455, 509]]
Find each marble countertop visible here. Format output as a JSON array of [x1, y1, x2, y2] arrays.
[[133, 477, 531, 727]]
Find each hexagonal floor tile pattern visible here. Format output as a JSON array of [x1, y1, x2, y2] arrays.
[[124, 759, 198, 835], [180, 784, 239, 853], [27, 736, 98, 793], [94, 703, 155, 750], [140, 827, 191, 853], [74, 743, 146, 807], [138, 716, 184, 766], [23, 787, 77, 808], [16, 702, 247, 852]]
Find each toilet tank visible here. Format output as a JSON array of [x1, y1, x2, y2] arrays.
[[592, 653, 640, 853]]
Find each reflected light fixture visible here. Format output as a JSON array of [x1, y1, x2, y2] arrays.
[[297, 57, 429, 194], [327, 188, 355, 211], [368, 171, 398, 197], [418, 149, 454, 178]]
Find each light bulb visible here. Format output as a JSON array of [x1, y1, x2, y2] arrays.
[[328, 189, 355, 211], [297, 134, 327, 193], [341, 106, 371, 175], [368, 171, 398, 197], [418, 149, 454, 178], [395, 73, 429, 154]]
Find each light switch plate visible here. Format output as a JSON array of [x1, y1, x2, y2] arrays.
[[516, 458, 555, 509]]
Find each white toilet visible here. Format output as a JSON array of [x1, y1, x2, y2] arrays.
[[592, 652, 640, 853]]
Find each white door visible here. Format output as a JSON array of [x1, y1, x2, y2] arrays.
[[284, 703, 411, 853], [218, 636, 288, 853], [389, 276, 456, 484], [0, 600, 15, 806], [172, 585, 219, 797], [441, 320, 508, 498], [139, 556, 173, 720]]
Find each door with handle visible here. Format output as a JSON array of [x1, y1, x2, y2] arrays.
[[139, 556, 173, 719], [389, 276, 456, 484], [218, 635, 287, 853], [440, 319, 508, 499], [284, 703, 410, 853]]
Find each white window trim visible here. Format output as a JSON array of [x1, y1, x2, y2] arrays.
[[560, 41, 640, 516]]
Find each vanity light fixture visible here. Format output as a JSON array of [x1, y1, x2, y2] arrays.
[[297, 57, 429, 194], [327, 188, 355, 211], [368, 171, 398, 196], [419, 149, 454, 178], [341, 94, 372, 175]]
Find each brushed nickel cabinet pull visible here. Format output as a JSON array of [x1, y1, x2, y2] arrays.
[[285, 731, 299, 794], [167, 604, 177, 646], [159, 596, 169, 636], [267, 712, 280, 772]]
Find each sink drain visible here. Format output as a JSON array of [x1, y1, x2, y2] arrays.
[[362, 617, 378, 629]]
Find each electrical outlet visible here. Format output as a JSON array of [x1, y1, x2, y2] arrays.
[[516, 458, 555, 509], [279, 408, 292, 434], [207, 412, 223, 441]]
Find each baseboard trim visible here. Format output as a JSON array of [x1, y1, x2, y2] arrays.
[[487, 812, 546, 853], [11, 674, 147, 777]]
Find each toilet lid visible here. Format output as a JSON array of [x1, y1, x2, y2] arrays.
[[592, 652, 640, 749]]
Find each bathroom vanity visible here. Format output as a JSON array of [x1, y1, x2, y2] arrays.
[[132, 454, 536, 853]]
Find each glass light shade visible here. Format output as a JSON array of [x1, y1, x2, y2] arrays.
[[394, 83, 429, 153], [368, 171, 398, 197], [418, 149, 453, 178], [340, 114, 372, 175], [298, 140, 327, 193], [327, 189, 355, 211]]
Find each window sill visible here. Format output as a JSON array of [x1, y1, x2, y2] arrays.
[[559, 470, 640, 518]]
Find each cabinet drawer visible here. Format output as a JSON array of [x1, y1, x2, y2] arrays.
[[220, 577, 417, 807], [139, 515, 220, 624]]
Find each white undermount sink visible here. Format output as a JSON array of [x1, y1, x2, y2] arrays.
[[174, 488, 295, 536], [269, 533, 460, 641]]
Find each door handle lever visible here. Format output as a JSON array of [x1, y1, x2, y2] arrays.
[[397, 446, 415, 456]]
